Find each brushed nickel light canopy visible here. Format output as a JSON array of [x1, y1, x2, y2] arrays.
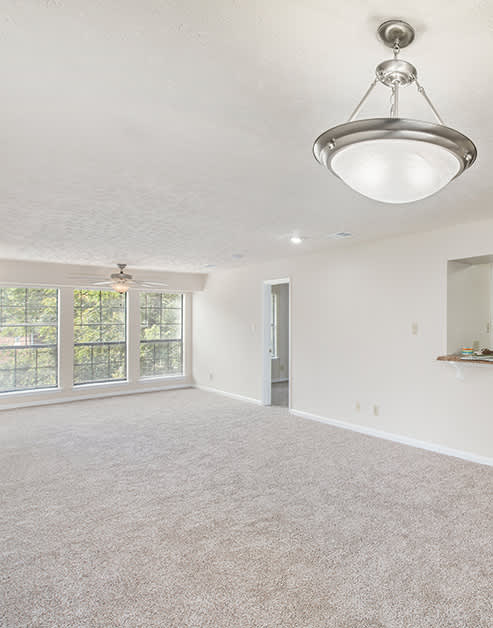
[[313, 20, 477, 204]]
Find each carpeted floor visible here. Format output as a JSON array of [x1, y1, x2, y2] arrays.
[[0, 389, 492, 628]]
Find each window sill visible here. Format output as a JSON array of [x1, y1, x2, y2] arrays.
[[138, 374, 185, 383], [0, 386, 61, 398], [0, 378, 190, 410], [72, 380, 128, 390]]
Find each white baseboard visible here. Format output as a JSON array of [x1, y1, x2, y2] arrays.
[[0, 383, 192, 411], [272, 378, 289, 384], [290, 408, 493, 467], [194, 384, 262, 406]]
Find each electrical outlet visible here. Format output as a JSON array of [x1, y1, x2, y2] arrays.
[[209, 372, 213, 382], [373, 404, 380, 416], [411, 322, 418, 335], [355, 401, 360, 412]]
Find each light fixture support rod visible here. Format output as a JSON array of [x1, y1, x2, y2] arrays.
[[415, 78, 444, 125], [347, 78, 378, 122]]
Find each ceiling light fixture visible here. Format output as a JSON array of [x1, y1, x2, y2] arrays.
[[111, 278, 130, 294], [70, 264, 168, 293], [290, 236, 303, 244], [313, 20, 477, 204]]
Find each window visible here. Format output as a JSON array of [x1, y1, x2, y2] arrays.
[[73, 289, 127, 385], [140, 293, 183, 377], [0, 288, 58, 393], [271, 290, 278, 358]]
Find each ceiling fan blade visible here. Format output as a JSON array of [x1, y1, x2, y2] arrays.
[[138, 281, 169, 286], [67, 268, 168, 290], [138, 279, 168, 286], [67, 272, 94, 276]]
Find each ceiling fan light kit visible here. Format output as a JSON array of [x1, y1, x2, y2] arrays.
[[110, 264, 133, 294], [111, 280, 130, 294], [313, 20, 477, 204]]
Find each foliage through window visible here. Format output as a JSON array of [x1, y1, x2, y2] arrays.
[[73, 290, 127, 385], [140, 293, 183, 377], [0, 288, 58, 393]]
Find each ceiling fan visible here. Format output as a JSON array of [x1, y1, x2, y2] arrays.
[[71, 264, 169, 294]]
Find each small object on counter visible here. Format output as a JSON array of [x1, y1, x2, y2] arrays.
[[461, 347, 473, 355], [481, 348, 493, 355]]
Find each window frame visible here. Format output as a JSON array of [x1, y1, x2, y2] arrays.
[[0, 287, 60, 395], [139, 292, 184, 379], [73, 289, 128, 387], [0, 285, 190, 401]]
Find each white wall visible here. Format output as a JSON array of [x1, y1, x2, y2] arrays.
[[0, 260, 205, 409], [447, 261, 491, 353], [193, 218, 493, 460], [271, 283, 289, 382]]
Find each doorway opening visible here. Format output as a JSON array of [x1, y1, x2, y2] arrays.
[[262, 279, 290, 407]]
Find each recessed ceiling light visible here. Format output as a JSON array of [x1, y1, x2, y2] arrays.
[[290, 236, 303, 244], [203, 264, 216, 269], [232, 253, 244, 259]]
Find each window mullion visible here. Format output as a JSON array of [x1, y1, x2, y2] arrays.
[[126, 290, 140, 384], [59, 287, 74, 392]]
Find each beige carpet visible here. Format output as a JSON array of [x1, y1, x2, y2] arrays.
[[1, 389, 492, 628]]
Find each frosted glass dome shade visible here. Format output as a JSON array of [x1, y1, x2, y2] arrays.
[[313, 119, 477, 204], [331, 139, 460, 203]]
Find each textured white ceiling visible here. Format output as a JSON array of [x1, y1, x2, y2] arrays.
[[1, 0, 492, 271]]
